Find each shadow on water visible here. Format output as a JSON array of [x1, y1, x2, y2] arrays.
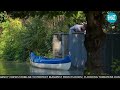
[[0, 61, 83, 75]]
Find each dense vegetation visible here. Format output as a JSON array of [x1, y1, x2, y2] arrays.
[[0, 11, 120, 75], [0, 11, 86, 62]]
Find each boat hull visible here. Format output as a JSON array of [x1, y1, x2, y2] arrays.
[[30, 60, 71, 70], [30, 52, 71, 70]]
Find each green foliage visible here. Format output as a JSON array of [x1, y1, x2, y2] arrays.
[[65, 11, 86, 27], [0, 11, 8, 23], [22, 16, 53, 57], [0, 11, 86, 62], [7, 11, 80, 19], [7, 11, 86, 26], [0, 15, 55, 61], [72, 11, 86, 23], [111, 59, 120, 75], [0, 18, 25, 61], [51, 11, 86, 33]]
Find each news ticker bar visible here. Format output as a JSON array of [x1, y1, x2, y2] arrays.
[[0, 76, 120, 78]]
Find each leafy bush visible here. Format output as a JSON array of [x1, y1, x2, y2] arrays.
[[0, 12, 85, 61], [22, 16, 53, 57], [0, 11, 8, 23], [0, 17, 26, 61], [0, 15, 54, 61], [111, 59, 120, 75]]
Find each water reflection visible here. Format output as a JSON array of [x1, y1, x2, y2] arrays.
[[30, 65, 83, 75], [0, 61, 30, 75], [0, 61, 83, 75]]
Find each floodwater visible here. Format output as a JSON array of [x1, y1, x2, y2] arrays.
[[0, 61, 83, 75]]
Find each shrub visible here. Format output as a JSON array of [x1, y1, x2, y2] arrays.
[[111, 59, 120, 75]]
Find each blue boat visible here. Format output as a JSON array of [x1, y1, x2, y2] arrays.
[[30, 52, 71, 70]]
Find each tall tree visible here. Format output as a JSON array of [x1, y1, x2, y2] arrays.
[[84, 11, 106, 75]]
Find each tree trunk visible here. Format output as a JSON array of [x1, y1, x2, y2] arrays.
[[84, 11, 106, 75]]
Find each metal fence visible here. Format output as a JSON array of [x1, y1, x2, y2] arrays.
[[102, 33, 120, 74], [53, 33, 120, 74], [52, 32, 87, 71], [52, 33, 69, 58], [69, 32, 87, 70]]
